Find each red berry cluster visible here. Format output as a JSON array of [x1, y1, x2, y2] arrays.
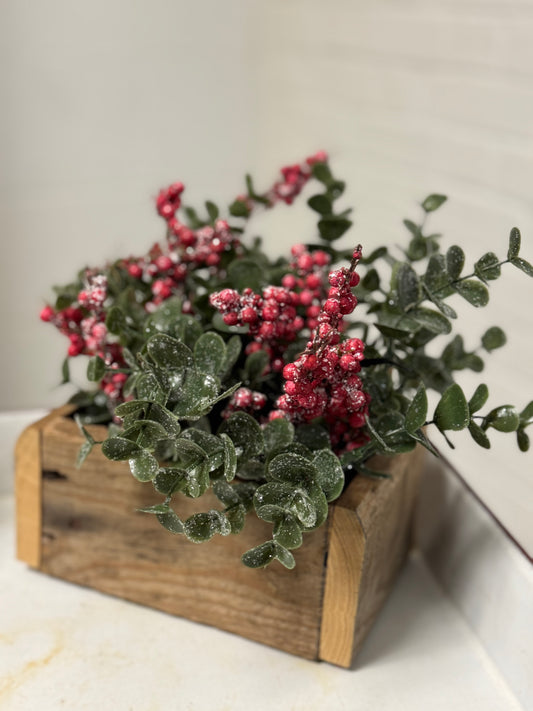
[[281, 244, 331, 332], [270, 151, 329, 205], [171, 219, 237, 268], [156, 182, 184, 220], [221, 387, 267, 419], [209, 286, 304, 354], [156, 180, 240, 269], [40, 271, 129, 403], [271, 247, 370, 452]]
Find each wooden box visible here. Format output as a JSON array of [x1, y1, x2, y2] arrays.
[[15, 407, 424, 667]]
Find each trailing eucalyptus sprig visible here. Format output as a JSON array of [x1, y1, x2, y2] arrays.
[[40, 153, 532, 569]]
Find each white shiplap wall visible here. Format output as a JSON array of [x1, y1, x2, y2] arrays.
[[250, 1, 533, 555]]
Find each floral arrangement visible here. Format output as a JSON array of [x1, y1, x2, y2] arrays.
[[40, 152, 533, 570]]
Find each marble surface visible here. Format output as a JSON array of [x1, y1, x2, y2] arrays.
[[0, 496, 522, 711]]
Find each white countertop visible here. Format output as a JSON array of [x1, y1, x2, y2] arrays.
[[0, 495, 522, 711]]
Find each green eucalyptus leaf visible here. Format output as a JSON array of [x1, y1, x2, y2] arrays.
[[87, 356, 106, 382], [268, 453, 317, 486], [422, 285, 457, 319], [220, 335, 242, 378], [180, 428, 224, 471], [290, 489, 318, 528], [229, 199, 251, 218], [462, 354, 484, 372], [397, 263, 420, 311], [468, 384, 489, 414], [294, 424, 331, 451], [454, 280, 489, 307], [446, 246, 465, 280], [273, 513, 303, 550], [405, 383, 428, 433], [219, 411, 264, 460], [172, 315, 203, 350], [242, 541, 295, 570], [412, 308, 451, 335], [481, 326, 506, 352], [61, 358, 70, 384], [205, 200, 219, 221], [507, 227, 521, 260], [237, 459, 266, 480], [468, 421, 491, 449], [220, 433, 237, 481], [244, 349, 269, 385], [241, 541, 275, 568], [184, 510, 231, 543], [227, 259, 264, 291], [210, 381, 241, 407], [154, 467, 187, 495], [312, 450, 344, 501], [311, 162, 333, 184], [194, 332, 226, 375], [422, 194, 447, 212], [403, 219, 421, 237], [225, 505, 246, 533], [137, 503, 171, 514], [375, 323, 414, 340], [517, 428, 530, 452], [425, 254, 448, 290], [102, 437, 142, 461], [308, 194, 332, 215], [136, 372, 167, 405], [105, 306, 126, 334], [115, 399, 149, 417], [173, 371, 219, 419], [147, 403, 182, 436], [434, 384, 470, 431], [483, 406, 520, 433], [519, 401, 533, 426], [303, 482, 329, 530], [511, 257, 533, 277], [273, 543, 296, 569], [76, 441, 93, 468], [213, 479, 240, 508], [229, 200, 251, 217], [263, 418, 295, 453], [147, 334, 194, 370], [254, 482, 295, 515], [318, 216, 352, 242], [474, 252, 501, 282], [129, 451, 159, 482], [131, 420, 169, 450], [361, 268, 380, 292], [156, 509, 184, 534]]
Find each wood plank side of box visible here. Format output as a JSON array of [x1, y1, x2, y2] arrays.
[[15, 408, 423, 667]]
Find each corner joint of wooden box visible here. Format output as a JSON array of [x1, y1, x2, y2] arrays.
[[318, 505, 365, 668]]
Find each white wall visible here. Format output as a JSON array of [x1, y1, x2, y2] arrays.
[[1, 1, 532, 553], [0, 0, 259, 410]]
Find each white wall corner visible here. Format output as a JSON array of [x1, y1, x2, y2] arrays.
[[416, 456, 533, 711]]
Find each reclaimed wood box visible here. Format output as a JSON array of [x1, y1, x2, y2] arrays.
[[15, 406, 424, 667]]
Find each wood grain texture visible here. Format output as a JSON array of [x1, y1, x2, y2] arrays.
[[15, 405, 76, 567], [17, 409, 423, 664], [39, 415, 328, 660]]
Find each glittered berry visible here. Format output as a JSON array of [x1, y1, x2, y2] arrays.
[[324, 299, 340, 315], [40, 305, 55, 322]]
